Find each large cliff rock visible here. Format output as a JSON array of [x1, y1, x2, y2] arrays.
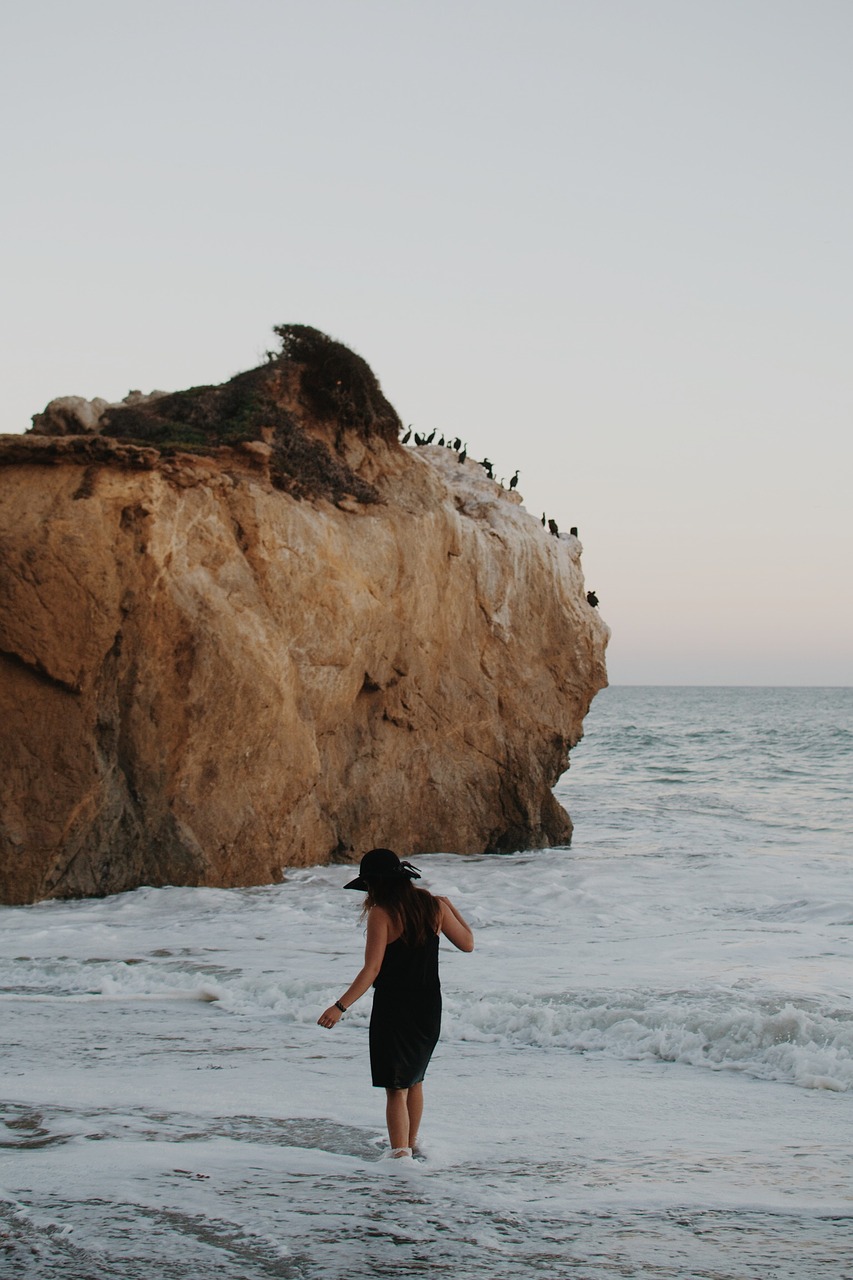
[[0, 327, 608, 905]]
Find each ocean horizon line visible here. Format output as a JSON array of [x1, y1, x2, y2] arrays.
[[602, 683, 852, 690]]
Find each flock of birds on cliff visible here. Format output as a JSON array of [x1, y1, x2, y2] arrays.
[[399, 425, 600, 609]]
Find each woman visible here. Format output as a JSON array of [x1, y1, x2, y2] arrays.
[[317, 848, 474, 1158]]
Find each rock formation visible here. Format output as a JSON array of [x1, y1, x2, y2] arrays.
[[0, 326, 609, 905]]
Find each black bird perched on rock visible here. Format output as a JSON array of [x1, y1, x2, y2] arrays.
[[548, 519, 559, 537], [541, 513, 547, 526], [453, 437, 462, 451], [414, 433, 424, 446], [509, 470, 519, 490], [401, 427, 412, 444], [570, 526, 578, 537], [425, 429, 436, 444], [458, 447, 467, 463], [481, 458, 494, 478], [439, 435, 445, 447], [586, 590, 599, 607]]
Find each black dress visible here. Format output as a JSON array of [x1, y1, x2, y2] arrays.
[[369, 932, 441, 1089]]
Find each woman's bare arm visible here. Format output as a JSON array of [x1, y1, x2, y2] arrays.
[[317, 907, 390, 1029], [438, 896, 475, 952]]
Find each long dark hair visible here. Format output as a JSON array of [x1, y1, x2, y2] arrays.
[[362, 877, 441, 947]]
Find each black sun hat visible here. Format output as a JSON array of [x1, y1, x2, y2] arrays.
[[343, 848, 422, 891]]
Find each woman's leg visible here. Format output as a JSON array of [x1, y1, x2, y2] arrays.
[[406, 1082, 424, 1150], [385, 1087, 410, 1150]]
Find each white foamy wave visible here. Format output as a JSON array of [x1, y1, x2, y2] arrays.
[[0, 956, 233, 1001], [0, 955, 336, 1021], [75, 959, 853, 1093], [17, 951, 849, 1094], [442, 990, 853, 1092]]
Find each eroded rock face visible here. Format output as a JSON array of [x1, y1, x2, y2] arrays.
[[0, 332, 608, 904]]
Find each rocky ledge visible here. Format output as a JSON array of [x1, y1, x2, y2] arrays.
[[0, 326, 608, 904]]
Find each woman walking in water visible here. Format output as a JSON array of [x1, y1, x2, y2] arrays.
[[317, 848, 474, 1159]]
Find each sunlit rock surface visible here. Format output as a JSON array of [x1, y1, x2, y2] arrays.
[[0, 327, 608, 904]]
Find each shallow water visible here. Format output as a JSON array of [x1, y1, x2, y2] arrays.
[[2, 687, 852, 1278]]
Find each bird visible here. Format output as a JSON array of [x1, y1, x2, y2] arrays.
[[586, 590, 599, 608], [548, 519, 559, 537], [458, 447, 467, 463], [453, 437, 462, 451], [401, 428, 412, 444], [426, 429, 436, 444], [414, 433, 424, 446], [439, 435, 445, 447], [481, 458, 494, 478], [569, 526, 578, 537], [509, 470, 519, 490], [541, 513, 547, 526]]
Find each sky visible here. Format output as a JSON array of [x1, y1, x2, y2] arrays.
[[2, 0, 851, 684]]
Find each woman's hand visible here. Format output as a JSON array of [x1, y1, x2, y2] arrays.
[[317, 1005, 344, 1029]]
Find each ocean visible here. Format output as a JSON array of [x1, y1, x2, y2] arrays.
[[1, 686, 851, 1278]]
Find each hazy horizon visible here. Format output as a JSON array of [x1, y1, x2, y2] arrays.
[[2, 0, 851, 685], [603, 682, 853, 689]]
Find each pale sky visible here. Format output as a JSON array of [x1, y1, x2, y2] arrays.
[[2, 0, 851, 684]]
